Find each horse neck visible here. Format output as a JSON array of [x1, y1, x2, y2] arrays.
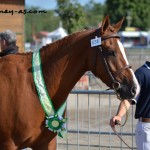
[[40, 30, 93, 109]]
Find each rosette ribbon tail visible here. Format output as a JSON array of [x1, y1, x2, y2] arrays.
[[58, 130, 67, 139]]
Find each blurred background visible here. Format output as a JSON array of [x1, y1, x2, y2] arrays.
[[1, 1, 150, 149], [0, 0, 150, 90]]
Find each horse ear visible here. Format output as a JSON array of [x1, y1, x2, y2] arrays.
[[113, 17, 124, 32], [100, 15, 110, 33]]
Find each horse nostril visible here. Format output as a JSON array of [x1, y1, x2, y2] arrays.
[[131, 85, 137, 96]]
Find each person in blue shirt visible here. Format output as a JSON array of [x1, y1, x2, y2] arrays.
[[0, 30, 18, 57], [110, 61, 150, 150]]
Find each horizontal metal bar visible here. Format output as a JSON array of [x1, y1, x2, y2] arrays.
[[70, 90, 115, 94], [58, 143, 137, 149], [68, 130, 135, 136]]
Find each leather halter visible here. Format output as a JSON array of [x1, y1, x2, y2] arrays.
[[94, 30, 131, 92]]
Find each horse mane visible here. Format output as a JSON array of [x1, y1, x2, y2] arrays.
[[15, 28, 95, 57], [40, 28, 94, 53]]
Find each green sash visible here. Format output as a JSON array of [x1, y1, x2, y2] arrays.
[[32, 50, 67, 139]]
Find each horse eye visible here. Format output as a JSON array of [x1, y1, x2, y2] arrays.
[[111, 51, 117, 57], [104, 50, 116, 57]]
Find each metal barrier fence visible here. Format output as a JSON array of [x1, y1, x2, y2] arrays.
[[57, 90, 137, 150]]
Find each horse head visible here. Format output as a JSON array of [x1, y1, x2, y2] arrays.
[[89, 16, 140, 100]]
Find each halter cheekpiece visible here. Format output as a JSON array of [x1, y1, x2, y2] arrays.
[[93, 29, 131, 97]]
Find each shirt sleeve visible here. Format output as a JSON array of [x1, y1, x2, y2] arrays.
[[134, 69, 143, 87], [132, 69, 143, 104]]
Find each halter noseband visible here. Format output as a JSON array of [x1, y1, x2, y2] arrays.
[[94, 30, 131, 92]]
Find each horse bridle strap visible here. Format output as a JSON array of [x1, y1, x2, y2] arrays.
[[94, 31, 133, 149], [114, 65, 131, 77], [95, 32, 131, 90], [95, 33, 132, 149], [98, 46, 130, 90], [93, 31, 133, 149], [101, 34, 120, 41]]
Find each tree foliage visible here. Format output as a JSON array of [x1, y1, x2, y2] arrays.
[[55, 0, 86, 33], [84, 0, 105, 28], [105, 0, 150, 30], [25, 1, 105, 42], [25, 0, 150, 43], [25, 6, 60, 42]]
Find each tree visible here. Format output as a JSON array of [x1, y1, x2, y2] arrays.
[[83, 0, 105, 28], [25, 6, 60, 42], [105, 0, 150, 31], [56, 0, 86, 33]]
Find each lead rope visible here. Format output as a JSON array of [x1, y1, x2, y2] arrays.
[[111, 99, 133, 149], [121, 100, 128, 126]]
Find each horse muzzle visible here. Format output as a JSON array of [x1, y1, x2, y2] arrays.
[[114, 83, 137, 100]]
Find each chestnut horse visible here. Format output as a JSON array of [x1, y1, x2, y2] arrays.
[[0, 16, 139, 150]]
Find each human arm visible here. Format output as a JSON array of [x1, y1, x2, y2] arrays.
[[110, 99, 132, 127]]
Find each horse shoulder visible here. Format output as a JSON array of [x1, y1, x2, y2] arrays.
[[0, 54, 47, 147]]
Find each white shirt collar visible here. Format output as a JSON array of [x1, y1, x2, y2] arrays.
[[145, 63, 150, 69]]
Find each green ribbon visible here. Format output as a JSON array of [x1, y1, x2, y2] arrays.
[[32, 50, 67, 139]]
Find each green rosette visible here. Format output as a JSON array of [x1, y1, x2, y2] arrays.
[[45, 114, 67, 133]]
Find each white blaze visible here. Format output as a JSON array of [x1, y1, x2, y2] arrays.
[[117, 40, 140, 97], [117, 40, 129, 65]]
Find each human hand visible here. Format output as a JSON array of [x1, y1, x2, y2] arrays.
[[110, 115, 122, 128]]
